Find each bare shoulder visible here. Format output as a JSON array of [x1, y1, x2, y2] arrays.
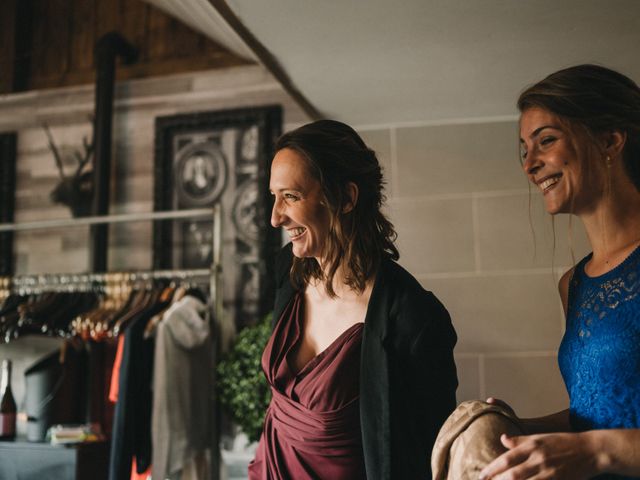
[[558, 267, 575, 316]]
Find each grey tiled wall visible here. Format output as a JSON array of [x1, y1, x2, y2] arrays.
[[360, 122, 589, 418]]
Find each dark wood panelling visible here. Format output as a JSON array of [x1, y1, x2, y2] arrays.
[[166, 12, 202, 58], [117, 0, 149, 63], [0, 0, 16, 93], [96, 0, 119, 39], [30, 0, 71, 87], [2, 0, 251, 93], [69, 0, 96, 72], [51, 0, 72, 78], [11, 0, 34, 92], [146, 5, 173, 60], [28, 0, 47, 84]]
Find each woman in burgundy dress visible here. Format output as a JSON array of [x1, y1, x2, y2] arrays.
[[249, 120, 458, 479]]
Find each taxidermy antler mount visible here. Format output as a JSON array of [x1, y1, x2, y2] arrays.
[[44, 121, 95, 217]]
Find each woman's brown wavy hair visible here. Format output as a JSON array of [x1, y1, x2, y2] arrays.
[[517, 64, 640, 190], [275, 120, 399, 297]]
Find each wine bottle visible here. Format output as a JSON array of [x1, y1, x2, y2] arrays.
[[0, 359, 17, 440]]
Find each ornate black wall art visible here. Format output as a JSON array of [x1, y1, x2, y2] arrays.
[[153, 106, 282, 327]]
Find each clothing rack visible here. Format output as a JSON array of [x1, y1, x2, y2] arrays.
[[0, 206, 224, 480], [0, 205, 223, 322]]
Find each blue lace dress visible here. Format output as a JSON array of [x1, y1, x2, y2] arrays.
[[559, 246, 640, 480]]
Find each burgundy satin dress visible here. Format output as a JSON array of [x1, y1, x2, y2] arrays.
[[248, 293, 366, 480]]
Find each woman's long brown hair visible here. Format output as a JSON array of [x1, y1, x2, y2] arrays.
[[275, 120, 399, 297]]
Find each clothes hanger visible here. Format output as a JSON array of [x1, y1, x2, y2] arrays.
[[143, 281, 184, 339]]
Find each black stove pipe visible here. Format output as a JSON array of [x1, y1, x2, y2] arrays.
[[90, 32, 138, 272], [86, 32, 138, 437]]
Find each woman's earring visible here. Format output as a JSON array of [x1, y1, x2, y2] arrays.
[[606, 155, 612, 168]]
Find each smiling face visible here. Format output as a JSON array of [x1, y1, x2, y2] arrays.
[[269, 148, 331, 261], [519, 107, 606, 215]]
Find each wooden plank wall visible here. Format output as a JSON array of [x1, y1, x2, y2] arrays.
[[0, 1, 17, 93], [0, 0, 250, 94], [0, 65, 308, 275], [0, 66, 309, 423]]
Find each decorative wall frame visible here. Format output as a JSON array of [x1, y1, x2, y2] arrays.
[[0, 133, 17, 276], [153, 106, 282, 327]]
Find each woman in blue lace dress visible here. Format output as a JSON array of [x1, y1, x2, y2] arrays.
[[480, 65, 640, 480]]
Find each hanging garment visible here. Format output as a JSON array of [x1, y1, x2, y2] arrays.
[[109, 335, 152, 480], [163, 451, 210, 480], [109, 336, 125, 403], [249, 292, 366, 480], [151, 295, 213, 480], [109, 301, 167, 480], [431, 400, 524, 480]]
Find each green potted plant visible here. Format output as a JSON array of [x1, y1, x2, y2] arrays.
[[217, 313, 272, 443]]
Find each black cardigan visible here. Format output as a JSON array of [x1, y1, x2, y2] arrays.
[[272, 244, 458, 479]]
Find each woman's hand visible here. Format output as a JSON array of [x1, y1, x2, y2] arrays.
[[478, 431, 602, 480]]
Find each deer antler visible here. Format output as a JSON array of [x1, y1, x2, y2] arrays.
[[43, 123, 66, 180], [74, 116, 95, 177], [73, 135, 94, 177]]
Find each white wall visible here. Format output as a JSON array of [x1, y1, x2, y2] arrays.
[[358, 119, 591, 417]]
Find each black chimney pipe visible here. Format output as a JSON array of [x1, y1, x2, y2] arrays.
[[90, 32, 138, 272], [0, 133, 16, 276]]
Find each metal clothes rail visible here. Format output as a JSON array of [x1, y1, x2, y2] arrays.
[[0, 208, 214, 232], [5, 268, 210, 292], [0, 205, 223, 323]]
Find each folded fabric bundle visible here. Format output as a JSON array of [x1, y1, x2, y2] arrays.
[[431, 400, 525, 480]]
